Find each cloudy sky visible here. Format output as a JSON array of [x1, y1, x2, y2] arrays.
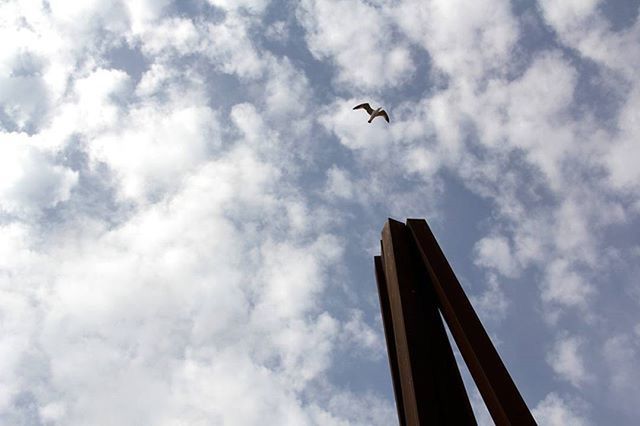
[[1, 0, 640, 424]]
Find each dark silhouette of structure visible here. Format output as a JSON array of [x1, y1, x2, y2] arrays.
[[374, 218, 536, 425]]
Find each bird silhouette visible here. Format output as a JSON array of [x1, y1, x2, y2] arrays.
[[353, 103, 390, 123]]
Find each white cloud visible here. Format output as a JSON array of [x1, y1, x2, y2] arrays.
[[207, 0, 270, 15], [39, 401, 67, 423], [394, 0, 519, 80], [138, 17, 201, 57], [315, 389, 397, 426], [135, 62, 174, 97], [533, 392, 591, 426], [0, 3, 67, 131], [0, 132, 78, 215], [474, 235, 519, 278], [458, 50, 580, 189], [0, 2, 396, 418], [602, 333, 640, 409], [547, 334, 591, 387], [228, 100, 313, 171], [0, 73, 50, 131], [0, 142, 384, 424], [470, 274, 509, 322], [0, 2, 397, 423], [539, 0, 640, 197], [539, 0, 640, 78], [325, 166, 355, 200], [254, 236, 343, 323], [125, 0, 172, 34], [404, 145, 440, 180], [47, 0, 127, 31], [263, 58, 312, 123], [605, 85, 640, 190], [339, 310, 384, 358], [202, 14, 265, 79], [73, 68, 132, 133], [167, 350, 312, 425], [541, 259, 595, 311], [90, 102, 219, 201], [297, 0, 415, 89], [129, 6, 267, 80], [538, 0, 601, 31], [494, 52, 577, 178]]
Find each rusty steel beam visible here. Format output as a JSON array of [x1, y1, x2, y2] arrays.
[[406, 218, 536, 426], [379, 219, 476, 425], [375, 254, 407, 426]]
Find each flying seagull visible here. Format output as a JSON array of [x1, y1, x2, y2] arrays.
[[353, 103, 390, 123]]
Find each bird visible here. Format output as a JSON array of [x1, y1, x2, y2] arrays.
[[353, 103, 390, 123]]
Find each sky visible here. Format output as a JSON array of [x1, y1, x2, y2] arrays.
[[1, 0, 639, 424]]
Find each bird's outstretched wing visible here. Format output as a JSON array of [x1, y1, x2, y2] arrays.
[[353, 103, 374, 114], [379, 110, 390, 123]]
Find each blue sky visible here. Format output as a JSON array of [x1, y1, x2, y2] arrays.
[[1, 0, 639, 424]]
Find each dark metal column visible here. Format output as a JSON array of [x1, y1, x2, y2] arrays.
[[406, 218, 536, 426], [375, 254, 407, 426], [378, 219, 476, 425]]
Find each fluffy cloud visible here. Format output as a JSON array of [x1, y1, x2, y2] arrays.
[[338, 310, 384, 358], [469, 274, 509, 322], [0, 132, 78, 215], [90, 101, 218, 201], [547, 334, 591, 387], [539, 0, 640, 193], [297, 0, 415, 90], [394, 0, 519, 80], [0, 137, 385, 424], [605, 85, 640, 190], [474, 235, 519, 278], [533, 392, 591, 426], [539, 0, 640, 77], [207, 0, 270, 15], [0, 1, 395, 424], [541, 259, 595, 312], [602, 333, 640, 417], [72, 68, 132, 134], [324, 166, 355, 200]]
